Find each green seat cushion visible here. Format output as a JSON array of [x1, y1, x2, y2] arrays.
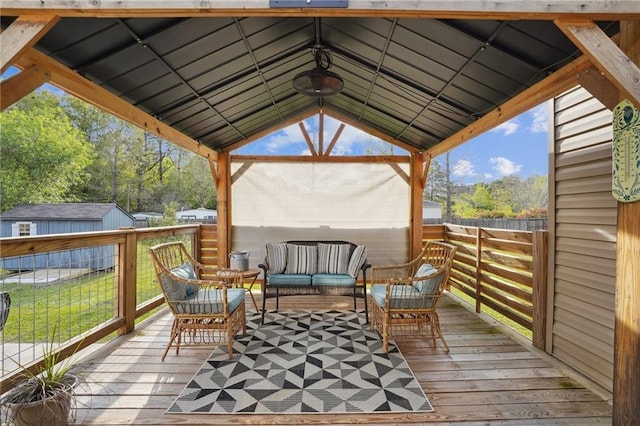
[[268, 273, 312, 286], [174, 288, 245, 314], [370, 283, 425, 309], [312, 274, 356, 287]]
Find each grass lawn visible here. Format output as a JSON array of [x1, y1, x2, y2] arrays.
[[0, 239, 171, 343]]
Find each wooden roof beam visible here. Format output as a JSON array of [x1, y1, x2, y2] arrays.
[[0, 64, 50, 111], [1, 1, 639, 20], [298, 122, 318, 156], [324, 123, 345, 156], [425, 54, 593, 159], [13, 47, 218, 161], [555, 19, 640, 107], [0, 15, 59, 74], [575, 66, 620, 110]]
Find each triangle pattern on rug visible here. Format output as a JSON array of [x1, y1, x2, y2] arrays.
[[167, 310, 434, 414]]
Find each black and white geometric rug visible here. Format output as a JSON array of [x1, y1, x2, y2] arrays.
[[167, 310, 434, 414]]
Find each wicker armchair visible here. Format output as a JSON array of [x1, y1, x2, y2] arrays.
[[369, 241, 458, 352], [149, 242, 246, 360]]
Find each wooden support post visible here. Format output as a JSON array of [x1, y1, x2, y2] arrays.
[[410, 153, 424, 259], [117, 228, 137, 335], [613, 20, 640, 426], [216, 152, 231, 268], [475, 227, 482, 313], [532, 230, 549, 350], [318, 109, 324, 155]]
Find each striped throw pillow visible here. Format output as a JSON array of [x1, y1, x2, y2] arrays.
[[285, 244, 318, 275], [266, 242, 288, 274], [347, 245, 367, 278], [317, 243, 351, 274]]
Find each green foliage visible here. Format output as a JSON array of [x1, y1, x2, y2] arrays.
[[0, 92, 93, 212], [161, 202, 180, 226], [179, 156, 217, 209], [425, 158, 548, 219], [2, 89, 218, 214], [471, 184, 493, 210]]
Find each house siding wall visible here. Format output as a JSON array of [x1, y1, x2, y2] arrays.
[[550, 86, 615, 392]]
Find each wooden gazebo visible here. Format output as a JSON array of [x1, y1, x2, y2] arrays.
[[1, 2, 638, 423]]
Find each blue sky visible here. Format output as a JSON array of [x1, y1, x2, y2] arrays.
[[234, 103, 550, 185]]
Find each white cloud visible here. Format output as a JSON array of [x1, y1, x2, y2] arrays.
[[327, 117, 389, 155], [490, 156, 522, 176], [452, 159, 475, 177], [492, 120, 519, 136], [264, 124, 306, 153], [528, 104, 548, 133]]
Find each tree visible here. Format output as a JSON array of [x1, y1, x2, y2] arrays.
[[179, 156, 217, 209], [471, 184, 493, 211], [425, 152, 456, 220], [0, 93, 93, 212], [425, 159, 447, 203]]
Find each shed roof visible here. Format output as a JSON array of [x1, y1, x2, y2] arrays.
[[0, 203, 131, 221]]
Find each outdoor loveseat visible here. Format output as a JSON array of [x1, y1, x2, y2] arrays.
[[258, 240, 370, 323]]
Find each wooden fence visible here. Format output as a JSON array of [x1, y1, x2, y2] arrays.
[[423, 224, 548, 349]]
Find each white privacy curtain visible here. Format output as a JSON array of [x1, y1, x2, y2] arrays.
[[230, 161, 411, 270]]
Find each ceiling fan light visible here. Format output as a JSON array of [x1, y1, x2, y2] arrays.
[[292, 48, 344, 97], [293, 68, 344, 97]]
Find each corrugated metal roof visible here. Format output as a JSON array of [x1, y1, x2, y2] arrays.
[[0, 203, 125, 221], [0, 16, 617, 153]]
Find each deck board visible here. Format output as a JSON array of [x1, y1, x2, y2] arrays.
[[72, 293, 612, 424]]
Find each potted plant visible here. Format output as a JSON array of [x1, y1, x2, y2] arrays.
[[1, 329, 81, 426]]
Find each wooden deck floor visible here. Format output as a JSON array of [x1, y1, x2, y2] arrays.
[[72, 292, 612, 425]]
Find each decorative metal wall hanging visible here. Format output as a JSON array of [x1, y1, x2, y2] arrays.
[[612, 99, 640, 203]]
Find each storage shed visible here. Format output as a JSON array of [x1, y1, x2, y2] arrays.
[[0, 203, 134, 271]]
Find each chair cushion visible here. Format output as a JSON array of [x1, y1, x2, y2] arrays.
[[285, 244, 318, 275], [317, 243, 351, 274], [266, 242, 288, 274], [413, 263, 439, 294], [268, 273, 312, 286], [171, 261, 198, 296], [370, 283, 423, 309], [347, 245, 367, 278], [175, 288, 245, 314], [312, 274, 356, 287]]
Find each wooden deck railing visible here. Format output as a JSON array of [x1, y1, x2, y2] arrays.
[[423, 224, 548, 349], [0, 224, 218, 393], [1, 222, 545, 392]]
